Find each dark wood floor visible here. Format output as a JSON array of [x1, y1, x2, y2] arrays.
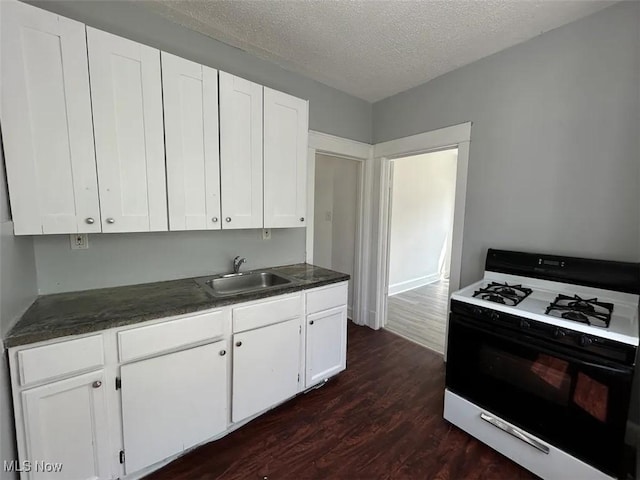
[[147, 323, 535, 480]]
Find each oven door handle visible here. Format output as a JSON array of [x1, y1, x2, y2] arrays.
[[575, 358, 634, 376], [480, 412, 550, 454]]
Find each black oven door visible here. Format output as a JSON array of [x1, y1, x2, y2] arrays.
[[446, 311, 634, 477]]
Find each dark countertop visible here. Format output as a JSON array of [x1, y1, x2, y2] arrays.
[[5, 263, 350, 348]]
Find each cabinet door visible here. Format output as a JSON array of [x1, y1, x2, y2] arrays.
[[0, 1, 101, 235], [263, 88, 309, 228], [162, 52, 221, 231], [232, 318, 300, 423], [21, 370, 111, 480], [120, 341, 228, 474], [87, 27, 167, 233], [219, 72, 263, 229], [305, 306, 347, 388]]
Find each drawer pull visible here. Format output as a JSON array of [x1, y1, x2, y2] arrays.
[[92, 380, 102, 389], [479, 412, 549, 454], [235, 341, 242, 347]]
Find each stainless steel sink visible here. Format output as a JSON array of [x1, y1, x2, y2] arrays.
[[196, 271, 294, 297]]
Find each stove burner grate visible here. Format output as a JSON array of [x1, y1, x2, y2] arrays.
[[472, 282, 533, 306], [545, 294, 613, 328]]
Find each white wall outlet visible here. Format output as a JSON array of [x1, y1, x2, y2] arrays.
[[262, 229, 271, 240], [70, 233, 88, 250]]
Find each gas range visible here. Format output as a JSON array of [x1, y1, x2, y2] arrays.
[[444, 249, 640, 480], [452, 271, 639, 346]]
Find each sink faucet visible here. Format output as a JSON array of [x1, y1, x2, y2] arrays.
[[233, 256, 247, 274]]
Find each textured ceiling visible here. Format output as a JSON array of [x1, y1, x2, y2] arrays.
[[145, 0, 615, 102]]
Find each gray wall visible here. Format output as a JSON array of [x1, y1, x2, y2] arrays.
[[373, 1, 640, 288], [388, 150, 457, 291], [18, 0, 372, 294], [0, 136, 37, 478], [0, 138, 38, 334], [313, 154, 359, 314], [34, 229, 305, 294]]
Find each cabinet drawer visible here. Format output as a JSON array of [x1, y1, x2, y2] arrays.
[[233, 294, 302, 333], [18, 335, 104, 386], [306, 282, 348, 315], [118, 310, 226, 362]]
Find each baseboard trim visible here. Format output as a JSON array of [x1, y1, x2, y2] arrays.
[[388, 273, 441, 296]]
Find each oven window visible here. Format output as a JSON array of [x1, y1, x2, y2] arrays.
[[480, 346, 571, 407], [446, 314, 632, 477], [478, 345, 609, 422]]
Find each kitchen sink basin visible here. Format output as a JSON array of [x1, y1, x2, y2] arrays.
[[196, 271, 294, 297]]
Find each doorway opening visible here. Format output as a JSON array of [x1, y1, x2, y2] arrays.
[[384, 148, 458, 354], [313, 154, 361, 319]]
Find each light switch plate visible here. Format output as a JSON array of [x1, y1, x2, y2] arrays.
[[70, 233, 88, 250]]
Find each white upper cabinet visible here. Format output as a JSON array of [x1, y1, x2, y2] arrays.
[[162, 52, 221, 231], [0, 1, 101, 235], [1, 1, 310, 236], [263, 88, 309, 228], [87, 27, 167, 233], [219, 72, 263, 229]]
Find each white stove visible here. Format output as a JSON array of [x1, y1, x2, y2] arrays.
[[444, 249, 640, 480], [452, 271, 639, 346]]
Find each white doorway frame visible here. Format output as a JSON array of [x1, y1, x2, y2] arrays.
[[373, 122, 472, 341], [306, 131, 374, 327]]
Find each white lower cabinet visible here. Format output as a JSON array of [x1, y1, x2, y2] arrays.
[[232, 318, 301, 423], [305, 305, 348, 388], [120, 341, 228, 474], [305, 282, 349, 388], [8, 282, 348, 479], [20, 370, 111, 480]]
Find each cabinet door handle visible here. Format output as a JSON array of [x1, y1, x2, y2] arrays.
[[219, 349, 226, 356], [226, 217, 232, 223], [212, 217, 218, 223], [300, 217, 305, 222], [85, 217, 95, 225], [106, 218, 115, 224], [309, 320, 314, 325], [92, 380, 102, 389], [235, 341, 242, 347]]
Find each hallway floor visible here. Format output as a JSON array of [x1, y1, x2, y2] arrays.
[[385, 279, 449, 354]]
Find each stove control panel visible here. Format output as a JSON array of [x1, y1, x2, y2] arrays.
[[578, 335, 593, 347], [450, 300, 636, 365]]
